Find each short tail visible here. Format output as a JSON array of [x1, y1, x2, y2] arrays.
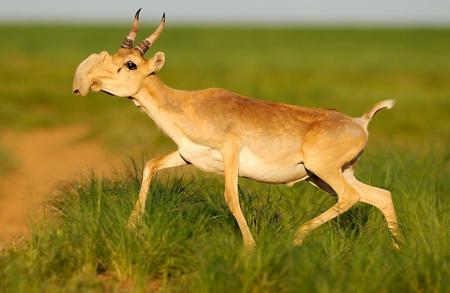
[[359, 99, 394, 128]]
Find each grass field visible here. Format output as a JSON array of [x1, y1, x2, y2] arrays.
[[0, 25, 449, 291]]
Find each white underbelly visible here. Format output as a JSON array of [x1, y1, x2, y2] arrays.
[[239, 148, 308, 183], [178, 139, 307, 184]]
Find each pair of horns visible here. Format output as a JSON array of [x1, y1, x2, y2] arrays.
[[120, 9, 166, 56]]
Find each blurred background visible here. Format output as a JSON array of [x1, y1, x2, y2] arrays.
[[0, 0, 449, 241]]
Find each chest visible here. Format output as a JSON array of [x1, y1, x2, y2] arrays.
[[178, 138, 224, 173]]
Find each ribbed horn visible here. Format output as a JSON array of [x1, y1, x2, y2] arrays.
[[120, 8, 142, 49], [135, 13, 165, 56]]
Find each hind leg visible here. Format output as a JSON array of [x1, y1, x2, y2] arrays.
[[294, 120, 367, 245], [293, 166, 360, 245], [344, 169, 400, 249]]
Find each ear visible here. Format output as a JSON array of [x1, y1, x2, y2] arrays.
[[150, 51, 165, 73]]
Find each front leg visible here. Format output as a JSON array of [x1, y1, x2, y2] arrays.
[[222, 143, 256, 249], [127, 151, 187, 228]]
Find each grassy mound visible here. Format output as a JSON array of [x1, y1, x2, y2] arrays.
[[1, 150, 448, 292]]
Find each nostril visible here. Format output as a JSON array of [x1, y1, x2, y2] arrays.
[[73, 89, 80, 95]]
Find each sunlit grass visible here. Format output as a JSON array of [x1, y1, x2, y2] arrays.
[[1, 149, 448, 292]]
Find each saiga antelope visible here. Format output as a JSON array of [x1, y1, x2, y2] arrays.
[[73, 10, 400, 249]]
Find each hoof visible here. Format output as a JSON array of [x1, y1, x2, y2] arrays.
[[126, 219, 137, 230], [127, 210, 142, 230], [244, 240, 256, 251], [292, 235, 305, 246], [392, 240, 400, 251]]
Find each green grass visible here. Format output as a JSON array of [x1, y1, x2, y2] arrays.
[[0, 25, 449, 291], [1, 150, 448, 292]]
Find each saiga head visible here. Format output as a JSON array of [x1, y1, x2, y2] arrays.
[[73, 9, 166, 97]]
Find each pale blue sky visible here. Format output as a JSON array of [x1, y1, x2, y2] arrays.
[[1, 0, 449, 25]]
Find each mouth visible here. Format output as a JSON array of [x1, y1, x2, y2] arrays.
[[101, 90, 115, 96]]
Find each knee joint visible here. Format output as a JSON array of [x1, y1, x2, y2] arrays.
[[143, 160, 159, 177], [224, 195, 239, 214], [337, 195, 359, 210]]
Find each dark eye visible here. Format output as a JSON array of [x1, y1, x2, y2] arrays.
[[126, 61, 137, 70]]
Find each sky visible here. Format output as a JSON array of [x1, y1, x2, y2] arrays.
[[1, 0, 449, 25]]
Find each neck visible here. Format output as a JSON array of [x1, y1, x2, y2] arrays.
[[132, 74, 191, 144], [134, 74, 187, 109], [138, 74, 170, 100]]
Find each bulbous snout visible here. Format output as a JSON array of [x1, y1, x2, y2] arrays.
[[72, 75, 89, 96], [72, 52, 107, 96]]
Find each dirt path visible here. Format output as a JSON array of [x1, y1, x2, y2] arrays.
[[0, 125, 121, 244]]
